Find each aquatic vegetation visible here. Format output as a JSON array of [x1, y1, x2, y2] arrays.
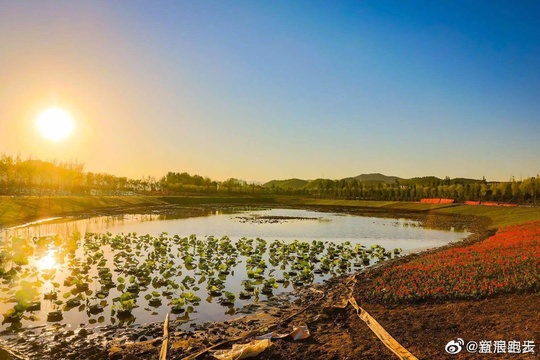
[[219, 291, 236, 306], [370, 221, 540, 303], [113, 292, 137, 318], [66, 297, 82, 308], [43, 290, 57, 300], [235, 215, 322, 224], [0, 231, 403, 330], [47, 310, 63, 322], [2, 307, 24, 323], [170, 297, 186, 313], [88, 304, 104, 314]]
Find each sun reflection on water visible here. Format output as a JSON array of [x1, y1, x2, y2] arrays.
[[37, 250, 58, 271]]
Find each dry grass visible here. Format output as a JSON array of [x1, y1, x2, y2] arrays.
[[0, 196, 166, 228]]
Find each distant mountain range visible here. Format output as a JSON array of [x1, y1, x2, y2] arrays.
[[263, 173, 480, 190], [349, 173, 402, 183]]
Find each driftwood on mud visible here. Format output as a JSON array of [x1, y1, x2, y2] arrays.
[[334, 276, 418, 360], [159, 313, 170, 360]]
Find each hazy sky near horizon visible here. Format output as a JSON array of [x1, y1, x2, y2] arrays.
[[1, 0, 539, 182]]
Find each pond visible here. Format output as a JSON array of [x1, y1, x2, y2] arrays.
[[0, 207, 468, 333]]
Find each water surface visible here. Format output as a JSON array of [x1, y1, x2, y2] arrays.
[[0, 208, 468, 332]]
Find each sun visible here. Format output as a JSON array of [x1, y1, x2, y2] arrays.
[[36, 107, 75, 141]]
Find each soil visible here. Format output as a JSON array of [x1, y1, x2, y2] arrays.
[[3, 283, 537, 359]]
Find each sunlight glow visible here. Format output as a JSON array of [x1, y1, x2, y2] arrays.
[[37, 250, 58, 271], [36, 108, 75, 141]]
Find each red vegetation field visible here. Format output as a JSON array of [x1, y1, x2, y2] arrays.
[[420, 198, 455, 204], [370, 221, 540, 302]]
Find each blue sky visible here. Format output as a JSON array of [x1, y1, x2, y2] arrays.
[[0, 1, 539, 181]]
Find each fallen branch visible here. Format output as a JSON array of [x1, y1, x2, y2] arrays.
[[348, 297, 417, 360], [159, 313, 170, 360], [335, 276, 418, 360]]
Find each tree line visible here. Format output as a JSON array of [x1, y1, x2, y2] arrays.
[[274, 177, 539, 204], [0, 154, 538, 204], [0, 155, 259, 196]]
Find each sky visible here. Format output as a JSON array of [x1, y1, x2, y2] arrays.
[[0, 0, 539, 182]]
